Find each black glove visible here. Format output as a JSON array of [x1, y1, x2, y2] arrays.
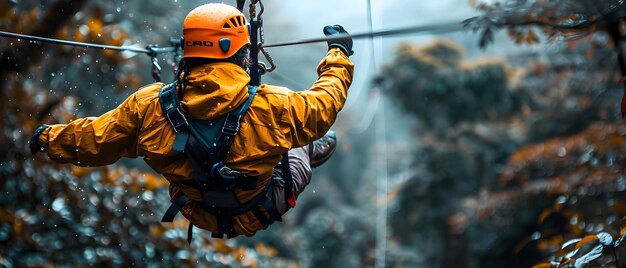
[[29, 124, 49, 155], [323, 25, 353, 56]]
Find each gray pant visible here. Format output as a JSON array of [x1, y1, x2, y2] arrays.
[[272, 145, 312, 215]]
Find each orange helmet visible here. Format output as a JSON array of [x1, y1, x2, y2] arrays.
[[182, 3, 250, 59]]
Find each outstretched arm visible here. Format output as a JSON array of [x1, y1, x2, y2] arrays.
[[285, 47, 354, 147], [34, 90, 147, 167]]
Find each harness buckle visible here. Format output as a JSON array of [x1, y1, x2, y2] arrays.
[[211, 162, 240, 191], [222, 113, 242, 136], [166, 107, 189, 133]]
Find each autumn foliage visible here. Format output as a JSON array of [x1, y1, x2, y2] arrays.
[[378, 27, 623, 267], [0, 1, 290, 267], [3, 0, 626, 267]]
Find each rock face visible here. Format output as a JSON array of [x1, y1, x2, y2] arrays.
[[376, 39, 623, 267]]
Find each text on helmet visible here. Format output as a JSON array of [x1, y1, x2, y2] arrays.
[[186, 41, 214, 47]]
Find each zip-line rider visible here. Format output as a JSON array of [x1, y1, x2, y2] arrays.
[[28, 3, 354, 238]]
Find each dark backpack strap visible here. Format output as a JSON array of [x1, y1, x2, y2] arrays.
[[210, 181, 281, 238], [184, 85, 258, 180], [161, 187, 190, 222], [281, 153, 296, 208], [159, 82, 189, 153], [250, 185, 282, 226], [212, 211, 237, 239], [183, 85, 259, 196], [188, 223, 194, 244], [219, 85, 258, 149]]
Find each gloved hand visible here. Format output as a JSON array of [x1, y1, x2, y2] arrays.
[[323, 25, 353, 56], [29, 124, 49, 155]]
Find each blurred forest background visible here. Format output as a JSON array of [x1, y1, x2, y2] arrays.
[[2, 0, 626, 267]]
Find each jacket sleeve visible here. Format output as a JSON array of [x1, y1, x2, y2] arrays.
[[38, 91, 146, 167], [285, 48, 354, 147]]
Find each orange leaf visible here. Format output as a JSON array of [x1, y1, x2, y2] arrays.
[[213, 240, 234, 254], [72, 166, 95, 179], [574, 235, 598, 250], [149, 225, 166, 238], [613, 202, 626, 216], [255, 243, 279, 257], [538, 208, 555, 224]]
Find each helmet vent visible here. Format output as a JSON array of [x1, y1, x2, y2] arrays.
[[223, 22, 231, 29], [229, 17, 239, 27]]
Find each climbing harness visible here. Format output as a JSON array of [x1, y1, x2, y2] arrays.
[[158, 82, 286, 240]]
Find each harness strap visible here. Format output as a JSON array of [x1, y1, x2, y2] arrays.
[[172, 131, 189, 153], [182, 86, 258, 185], [213, 211, 238, 239], [161, 181, 280, 240], [188, 223, 193, 244], [183, 85, 259, 193], [159, 83, 189, 153], [161, 188, 190, 223], [222, 86, 258, 136], [159, 83, 188, 133], [250, 186, 282, 226], [281, 153, 296, 208], [160, 84, 284, 241], [185, 134, 241, 208]]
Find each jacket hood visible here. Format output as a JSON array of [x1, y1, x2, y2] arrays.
[[180, 62, 251, 120]]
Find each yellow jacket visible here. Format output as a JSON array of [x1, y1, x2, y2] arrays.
[[39, 48, 354, 236]]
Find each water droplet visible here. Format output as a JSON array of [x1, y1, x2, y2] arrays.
[[52, 198, 66, 212], [557, 147, 567, 157], [531, 232, 541, 240]]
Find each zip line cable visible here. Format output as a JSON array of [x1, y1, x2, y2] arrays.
[[0, 20, 467, 56], [262, 21, 465, 48], [0, 30, 147, 53]]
